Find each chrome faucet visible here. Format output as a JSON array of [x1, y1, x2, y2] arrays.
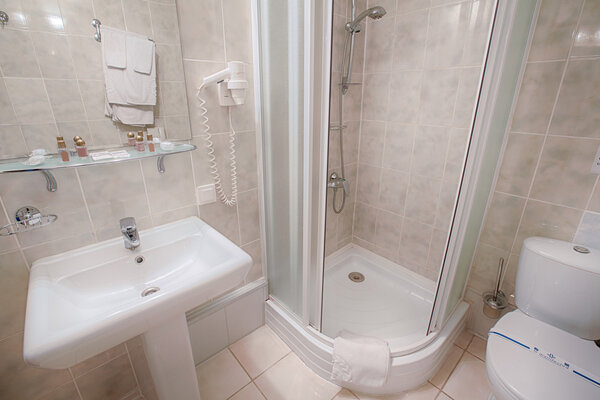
[[120, 217, 140, 250]]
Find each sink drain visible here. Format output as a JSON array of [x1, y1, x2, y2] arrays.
[[141, 287, 160, 297], [135, 256, 145, 264], [348, 272, 365, 282]]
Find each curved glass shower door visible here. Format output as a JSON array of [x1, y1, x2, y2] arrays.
[[322, 0, 498, 347], [257, 0, 305, 316]]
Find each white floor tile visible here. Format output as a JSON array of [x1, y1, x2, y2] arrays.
[[254, 353, 341, 400], [429, 345, 464, 389], [453, 330, 473, 350], [466, 336, 486, 361], [229, 325, 291, 378], [435, 392, 452, 400], [443, 352, 491, 400], [196, 349, 251, 400], [228, 383, 266, 400], [354, 382, 439, 400]]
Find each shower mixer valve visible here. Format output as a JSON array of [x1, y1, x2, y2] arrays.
[[328, 172, 350, 196]]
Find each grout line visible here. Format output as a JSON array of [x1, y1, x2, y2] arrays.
[[74, 168, 99, 242], [138, 159, 155, 226], [125, 342, 144, 397], [68, 368, 85, 400]]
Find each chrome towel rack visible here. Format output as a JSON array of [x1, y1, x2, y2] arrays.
[[91, 18, 154, 43]]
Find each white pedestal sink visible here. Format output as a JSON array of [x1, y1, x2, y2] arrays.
[[23, 217, 252, 400]]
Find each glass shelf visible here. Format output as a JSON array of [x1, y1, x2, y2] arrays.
[[0, 143, 196, 173], [0, 143, 196, 192]]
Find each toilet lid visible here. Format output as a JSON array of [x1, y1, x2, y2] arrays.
[[486, 310, 600, 400]]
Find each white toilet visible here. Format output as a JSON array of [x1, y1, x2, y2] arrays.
[[485, 237, 600, 400]]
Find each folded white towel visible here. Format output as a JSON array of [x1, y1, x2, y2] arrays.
[[331, 330, 390, 388], [101, 26, 127, 69], [105, 101, 154, 126], [133, 38, 154, 74]]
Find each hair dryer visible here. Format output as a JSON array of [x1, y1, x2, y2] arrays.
[[201, 61, 248, 106]]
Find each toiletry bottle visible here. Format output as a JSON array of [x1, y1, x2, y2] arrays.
[[127, 132, 136, 146], [147, 134, 155, 152], [73, 136, 82, 145], [75, 139, 89, 157], [136, 135, 145, 152], [57, 139, 70, 162]]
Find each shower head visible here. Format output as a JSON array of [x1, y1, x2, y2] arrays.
[[345, 6, 386, 32]]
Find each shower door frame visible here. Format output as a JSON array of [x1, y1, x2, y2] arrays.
[[304, 0, 521, 336]]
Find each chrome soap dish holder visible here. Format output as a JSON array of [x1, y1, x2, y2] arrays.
[[0, 206, 57, 236]]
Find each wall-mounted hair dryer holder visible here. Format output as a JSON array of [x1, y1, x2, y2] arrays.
[[202, 61, 248, 106]]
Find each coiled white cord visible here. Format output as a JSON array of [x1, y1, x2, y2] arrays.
[[197, 84, 238, 207]]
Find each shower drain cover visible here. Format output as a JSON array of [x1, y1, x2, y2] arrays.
[[348, 272, 365, 282]]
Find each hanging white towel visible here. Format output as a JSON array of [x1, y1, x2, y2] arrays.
[[101, 26, 127, 69], [123, 35, 156, 105], [100, 25, 156, 126], [331, 330, 390, 388]]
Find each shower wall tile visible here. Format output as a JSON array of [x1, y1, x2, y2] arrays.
[[392, 10, 428, 71], [0, 0, 263, 398], [338, 0, 493, 278]]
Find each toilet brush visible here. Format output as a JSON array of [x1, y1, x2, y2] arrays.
[[483, 258, 508, 319]]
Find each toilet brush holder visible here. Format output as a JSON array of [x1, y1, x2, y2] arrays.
[[482, 257, 508, 319]]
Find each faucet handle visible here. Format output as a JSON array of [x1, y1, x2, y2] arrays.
[[120, 217, 136, 232]]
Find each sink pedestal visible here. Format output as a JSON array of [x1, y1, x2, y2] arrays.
[[142, 314, 201, 400]]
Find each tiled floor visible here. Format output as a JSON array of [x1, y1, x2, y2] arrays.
[[195, 326, 492, 400]]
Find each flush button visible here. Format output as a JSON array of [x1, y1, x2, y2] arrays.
[[573, 245, 590, 254]]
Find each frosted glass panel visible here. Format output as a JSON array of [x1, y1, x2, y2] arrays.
[[257, 0, 305, 316]]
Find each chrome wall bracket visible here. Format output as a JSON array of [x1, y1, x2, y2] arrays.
[[41, 170, 57, 192], [157, 156, 165, 173], [0, 11, 8, 27]]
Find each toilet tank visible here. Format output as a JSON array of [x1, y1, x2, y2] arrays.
[[515, 237, 600, 340]]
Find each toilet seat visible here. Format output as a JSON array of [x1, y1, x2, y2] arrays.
[[486, 310, 600, 400]]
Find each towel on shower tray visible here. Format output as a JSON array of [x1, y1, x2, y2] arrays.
[[331, 330, 390, 388]]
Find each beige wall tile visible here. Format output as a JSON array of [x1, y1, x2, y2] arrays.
[[122, 0, 153, 38], [424, 2, 470, 68], [0, 29, 40, 78], [0, 252, 28, 340], [550, 59, 600, 138], [513, 199, 582, 253], [71, 344, 126, 378], [93, 0, 125, 30], [412, 125, 449, 178], [199, 200, 241, 245], [238, 189, 260, 245], [418, 69, 459, 126], [142, 153, 195, 214], [0, 333, 72, 400], [374, 209, 402, 252], [149, 2, 180, 45], [495, 132, 544, 196], [58, 0, 94, 34], [0, 79, 17, 124], [75, 353, 137, 400], [387, 70, 421, 124], [354, 202, 378, 243], [44, 79, 87, 122], [4, 78, 54, 124], [572, 0, 600, 57], [359, 121, 385, 166], [404, 176, 442, 225], [468, 243, 509, 295], [176, 0, 225, 61], [0, 125, 28, 159], [511, 61, 564, 133], [479, 192, 526, 251], [364, 17, 395, 73], [362, 73, 391, 121], [223, 0, 254, 64], [528, 0, 583, 61], [37, 381, 81, 400], [21, 0, 64, 32], [530, 136, 598, 208], [242, 240, 263, 283], [31, 33, 76, 79], [68, 36, 103, 80], [398, 218, 433, 268], [392, 10, 428, 71], [357, 163, 381, 206], [378, 168, 408, 215]]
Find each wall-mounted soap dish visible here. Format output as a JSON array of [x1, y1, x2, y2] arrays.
[[0, 206, 57, 236]]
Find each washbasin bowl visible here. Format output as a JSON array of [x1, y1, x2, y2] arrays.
[[24, 216, 252, 369]]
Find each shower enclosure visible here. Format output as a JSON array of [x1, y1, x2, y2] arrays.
[[256, 0, 536, 394]]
